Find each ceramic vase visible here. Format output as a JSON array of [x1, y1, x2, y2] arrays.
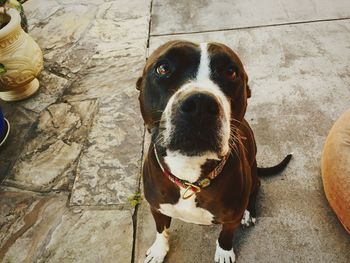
[[0, 8, 43, 101]]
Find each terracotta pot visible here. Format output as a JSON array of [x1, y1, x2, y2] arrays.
[[322, 108, 350, 234], [0, 8, 43, 101]]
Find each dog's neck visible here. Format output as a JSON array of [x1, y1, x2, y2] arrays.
[[163, 150, 220, 183]]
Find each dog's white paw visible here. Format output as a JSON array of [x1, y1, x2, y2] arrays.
[[214, 240, 236, 263], [240, 210, 256, 228], [145, 230, 169, 263]]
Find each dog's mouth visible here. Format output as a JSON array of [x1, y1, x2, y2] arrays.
[[166, 116, 222, 156]]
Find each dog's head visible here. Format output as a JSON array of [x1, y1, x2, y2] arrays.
[[137, 40, 250, 158]]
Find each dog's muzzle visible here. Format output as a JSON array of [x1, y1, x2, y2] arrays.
[[166, 91, 224, 156]]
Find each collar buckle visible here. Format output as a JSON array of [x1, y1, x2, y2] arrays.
[[182, 183, 201, 199]]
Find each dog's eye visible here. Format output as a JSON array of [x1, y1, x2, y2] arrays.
[[156, 63, 171, 76], [226, 65, 237, 80]]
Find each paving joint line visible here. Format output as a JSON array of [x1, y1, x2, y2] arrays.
[[150, 17, 350, 37], [68, 203, 135, 210], [131, 0, 153, 260], [131, 126, 146, 263], [0, 186, 70, 195], [146, 0, 154, 48]]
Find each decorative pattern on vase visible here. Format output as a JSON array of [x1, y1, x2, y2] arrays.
[[1, 49, 43, 89], [0, 29, 21, 49], [0, 30, 43, 89]]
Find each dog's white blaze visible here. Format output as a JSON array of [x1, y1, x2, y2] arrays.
[[159, 189, 214, 225], [145, 229, 169, 263], [196, 43, 231, 156], [196, 43, 210, 81]]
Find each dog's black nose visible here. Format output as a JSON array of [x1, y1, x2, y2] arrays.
[[180, 93, 219, 117]]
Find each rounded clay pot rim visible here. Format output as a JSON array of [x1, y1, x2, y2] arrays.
[[0, 9, 20, 39], [0, 118, 10, 147]]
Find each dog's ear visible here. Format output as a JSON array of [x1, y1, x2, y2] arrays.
[[246, 83, 251, 98], [136, 77, 142, 91]]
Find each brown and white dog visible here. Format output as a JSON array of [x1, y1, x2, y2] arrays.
[[136, 40, 291, 263]]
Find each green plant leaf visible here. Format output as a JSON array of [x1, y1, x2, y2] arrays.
[[0, 63, 6, 74], [128, 192, 142, 207]]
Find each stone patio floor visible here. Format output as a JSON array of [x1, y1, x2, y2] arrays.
[[1, 0, 350, 262]]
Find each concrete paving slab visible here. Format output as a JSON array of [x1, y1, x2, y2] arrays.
[[68, 0, 151, 207], [62, 0, 150, 101], [151, 0, 350, 35], [0, 187, 133, 263], [0, 188, 68, 262], [135, 20, 350, 262], [24, 0, 98, 77], [34, 209, 133, 263], [70, 94, 144, 207]]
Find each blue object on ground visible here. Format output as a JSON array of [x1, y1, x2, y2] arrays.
[[0, 108, 5, 137], [0, 107, 9, 145]]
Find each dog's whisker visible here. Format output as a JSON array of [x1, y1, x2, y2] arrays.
[[230, 118, 242, 123], [150, 109, 164, 114], [153, 127, 168, 146], [228, 128, 246, 162], [154, 133, 165, 145]]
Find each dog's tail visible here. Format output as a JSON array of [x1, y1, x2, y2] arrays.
[[257, 153, 292, 176]]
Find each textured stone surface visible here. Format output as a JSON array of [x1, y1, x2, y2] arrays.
[[70, 94, 144, 206], [8, 141, 82, 190], [34, 209, 133, 263], [4, 100, 98, 191], [63, 0, 150, 101], [136, 20, 350, 262], [0, 188, 133, 263], [67, 0, 151, 206], [151, 0, 350, 35], [19, 70, 69, 113], [0, 189, 68, 262], [24, 0, 98, 77], [0, 107, 37, 183], [1, 0, 150, 196], [1, 0, 151, 262], [0, 70, 69, 183]]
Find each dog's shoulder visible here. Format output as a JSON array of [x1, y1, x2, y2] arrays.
[[143, 148, 180, 208]]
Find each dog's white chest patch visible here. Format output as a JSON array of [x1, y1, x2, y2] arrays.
[[159, 189, 214, 225]]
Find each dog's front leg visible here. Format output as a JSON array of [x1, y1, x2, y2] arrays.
[[145, 207, 172, 263], [215, 223, 239, 263]]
